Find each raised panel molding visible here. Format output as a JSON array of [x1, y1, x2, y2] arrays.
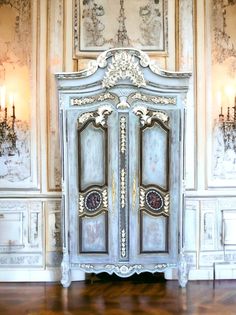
[[45, 200, 62, 267], [185, 197, 236, 280], [0, 200, 43, 267], [47, 0, 64, 191], [0, 0, 39, 190]]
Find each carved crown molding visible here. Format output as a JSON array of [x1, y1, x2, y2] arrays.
[[56, 48, 191, 82]]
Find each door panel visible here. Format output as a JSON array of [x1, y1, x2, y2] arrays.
[[142, 123, 169, 190], [140, 211, 168, 253], [79, 122, 106, 191], [67, 106, 118, 262], [131, 106, 178, 261], [80, 211, 108, 253]]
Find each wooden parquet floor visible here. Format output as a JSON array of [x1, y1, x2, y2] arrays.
[[0, 274, 236, 315]]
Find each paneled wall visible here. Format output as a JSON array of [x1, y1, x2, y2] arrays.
[[0, 0, 83, 282], [184, 0, 236, 280], [0, 0, 235, 281]]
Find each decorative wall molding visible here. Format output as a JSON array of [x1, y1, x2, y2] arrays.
[[0, 254, 42, 266], [0, 200, 43, 255], [46, 200, 62, 252], [0, 0, 38, 189], [47, 0, 64, 191]]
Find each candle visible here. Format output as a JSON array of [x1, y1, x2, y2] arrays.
[[9, 94, 15, 118], [216, 90, 221, 108], [225, 85, 234, 106], [0, 86, 6, 109]]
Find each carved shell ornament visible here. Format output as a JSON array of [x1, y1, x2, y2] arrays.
[[102, 51, 146, 88]]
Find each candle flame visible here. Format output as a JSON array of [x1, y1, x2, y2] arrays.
[[0, 86, 6, 109], [9, 94, 14, 107], [216, 90, 221, 107]]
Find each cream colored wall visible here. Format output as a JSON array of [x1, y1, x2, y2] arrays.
[[0, 0, 235, 282]]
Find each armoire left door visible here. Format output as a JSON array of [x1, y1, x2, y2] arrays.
[[66, 104, 119, 267]]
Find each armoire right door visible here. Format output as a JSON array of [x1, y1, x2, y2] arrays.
[[129, 105, 181, 268]]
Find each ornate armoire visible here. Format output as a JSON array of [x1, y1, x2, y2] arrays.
[[56, 48, 191, 288]]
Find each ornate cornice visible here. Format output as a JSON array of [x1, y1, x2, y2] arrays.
[[102, 51, 146, 88], [56, 48, 191, 82]]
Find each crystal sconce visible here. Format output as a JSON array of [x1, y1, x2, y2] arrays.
[[217, 87, 236, 154], [0, 86, 17, 156]]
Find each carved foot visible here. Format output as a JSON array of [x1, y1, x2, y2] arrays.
[[178, 250, 188, 288], [61, 252, 71, 288]]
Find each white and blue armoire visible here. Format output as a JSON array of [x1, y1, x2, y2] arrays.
[[56, 49, 191, 287]]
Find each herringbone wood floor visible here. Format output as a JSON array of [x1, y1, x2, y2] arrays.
[[0, 274, 236, 315]]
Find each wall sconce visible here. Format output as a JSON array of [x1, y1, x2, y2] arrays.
[[218, 95, 236, 153], [0, 86, 18, 157]]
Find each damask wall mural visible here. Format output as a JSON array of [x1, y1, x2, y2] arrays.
[[0, 0, 34, 187], [74, 0, 168, 56], [210, 0, 236, 184]]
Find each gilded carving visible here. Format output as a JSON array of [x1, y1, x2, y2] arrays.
[[102, 189, 108, 208], [79, 263, 94, 271], [117, 100, 130, 109], [131, 92, 176, 105], [78, 112, 94, 125], [120, 168, 126, 208], [164, 193, 170, 215], [71, 92, 115, 106], [133, 106, 169, 126], [154, 263, 168, 270], [71, 97, 95, 106], [102, 51, 146, 88], [121, 229, 126, 258], [140, 188, 146, 208], [79, 188, 108, 215], [139, 188, 170, 216], [120, 117, 126, 154], [79, 195, 85, 214], [105, 264, 143, 275], [78, 105, 113, 127]]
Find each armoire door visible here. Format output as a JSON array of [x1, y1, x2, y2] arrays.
[[66, 105, 120, 266], [129, 106, 180, 266]]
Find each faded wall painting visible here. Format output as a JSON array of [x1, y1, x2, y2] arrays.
[[0, 1, 35, 187], [208, 0, 236, 185], [74, 0, 167, 56]]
